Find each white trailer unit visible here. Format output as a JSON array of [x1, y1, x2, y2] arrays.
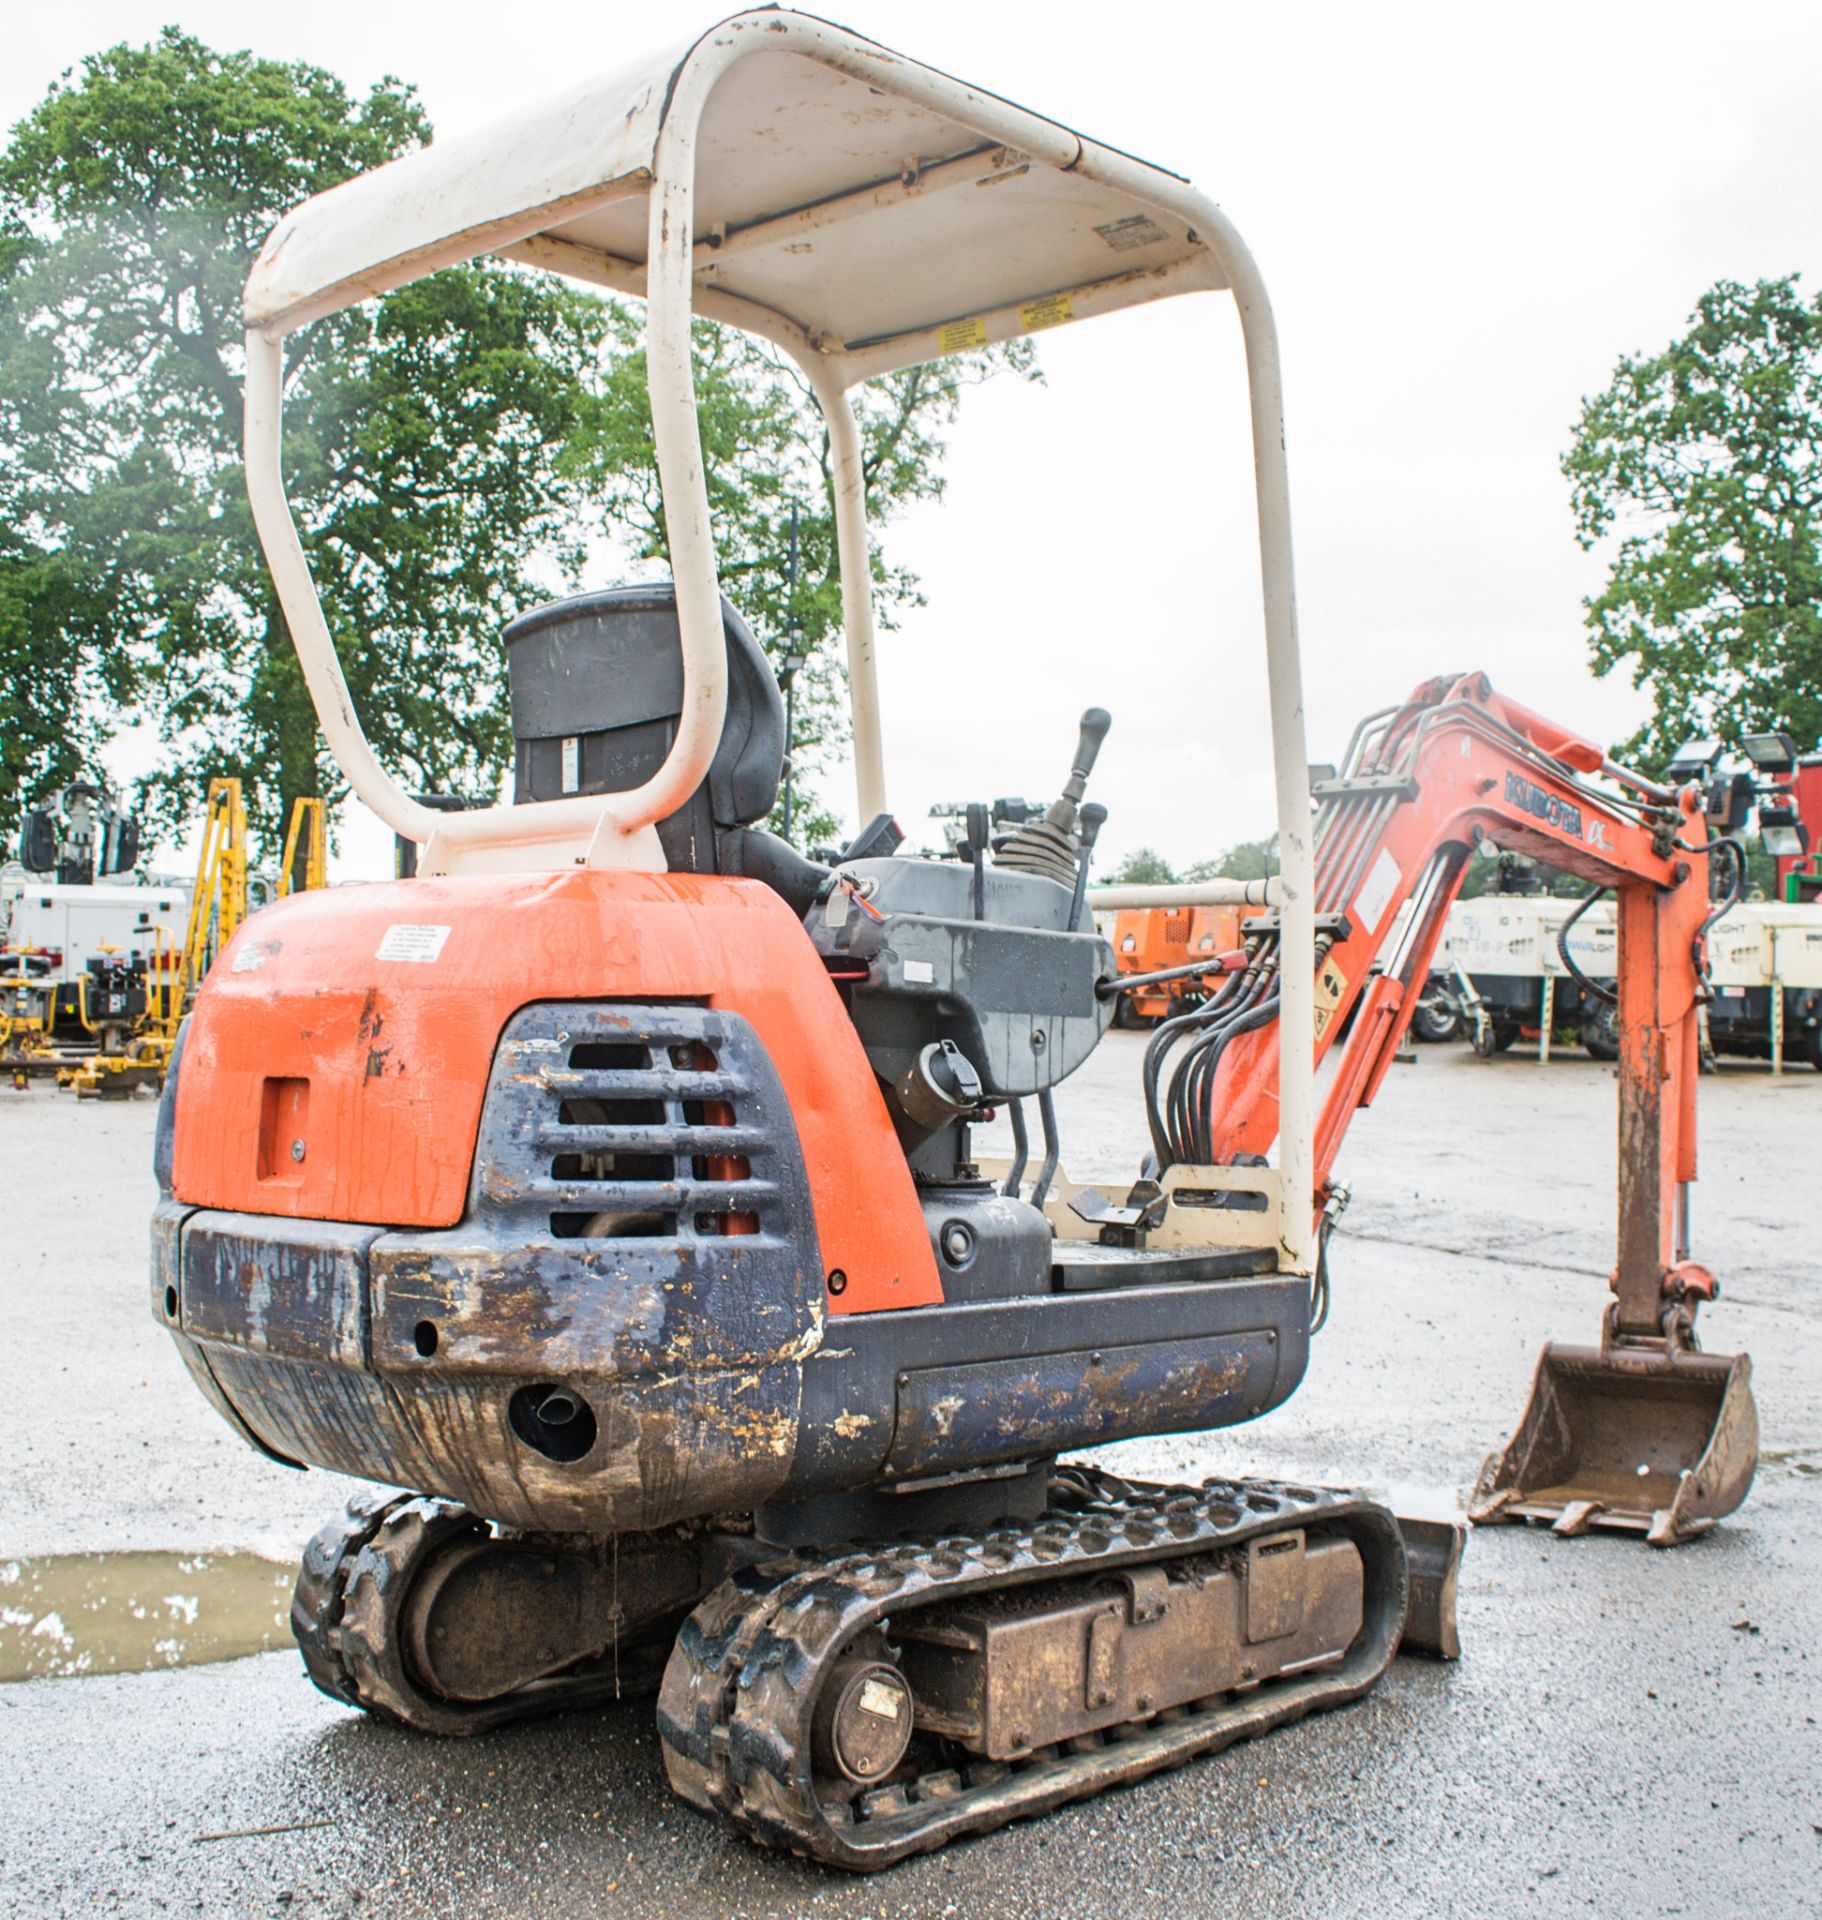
[[4, 882, 188, 983], [1441, 893, 1822, 1069]]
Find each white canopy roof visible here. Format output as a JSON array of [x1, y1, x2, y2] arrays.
[[244, 10, 1224, 381], [239, 8, 1319, 1268]]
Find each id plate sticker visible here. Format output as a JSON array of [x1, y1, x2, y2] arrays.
[[376, 923, 452, 964], [936, 316, 988, 355]]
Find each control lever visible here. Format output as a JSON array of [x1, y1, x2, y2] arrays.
[[1069, 801, 1107, 932], [993, 707, 1114, 890], [1047, 707, 1113, 835], [965, 801, 990, 921]]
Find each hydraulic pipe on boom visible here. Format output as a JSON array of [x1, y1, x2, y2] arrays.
[[1141, 671, 1757, 1544]]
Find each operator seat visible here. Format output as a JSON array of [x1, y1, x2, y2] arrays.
[[505, 582, 821, 904]]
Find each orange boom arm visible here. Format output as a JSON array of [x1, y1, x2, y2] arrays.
[[1193, 673, 1711, 1343]]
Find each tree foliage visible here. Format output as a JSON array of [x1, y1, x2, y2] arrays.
[[1564, 277, 1822, 773], [1100, 834, 1279, 888], [1102, 846, 1179, 885], [0, 31, 596, 844], [0, 30, 1035, 853], [0, 534, 120, 820], [1186, 835, 1276, 884]]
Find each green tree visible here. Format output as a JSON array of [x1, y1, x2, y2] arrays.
[[1564, 277, 1822, 774], [1103, 846, 1179, 885], [0, 31, 599, 846], [0, 533, 121, 823], [0, 31, 1038, 856], [1185, 835, 1276, 883]]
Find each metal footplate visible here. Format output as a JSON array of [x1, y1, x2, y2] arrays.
[[658, 1468, 1410, 1870]]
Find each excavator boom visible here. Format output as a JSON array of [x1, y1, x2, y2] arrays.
[[1138, 670, 1757, 1543]]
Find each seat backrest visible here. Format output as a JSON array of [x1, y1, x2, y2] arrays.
[[504, 582, 785, 871]]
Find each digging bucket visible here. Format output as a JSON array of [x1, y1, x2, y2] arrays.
[[1469, 1341, 1757, 1547]]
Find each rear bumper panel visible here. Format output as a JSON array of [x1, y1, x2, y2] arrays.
[[165, 1219, 1309, 1535], [157, 1003, 1312, 1535], [161, 1002, 826, 1533]]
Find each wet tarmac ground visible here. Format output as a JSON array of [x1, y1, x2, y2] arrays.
[[2, 1039, 1819, 1917]]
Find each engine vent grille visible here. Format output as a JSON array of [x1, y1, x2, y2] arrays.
[[479, 1003, 795, 1246]]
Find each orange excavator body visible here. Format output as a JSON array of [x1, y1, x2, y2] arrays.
[[171, 868, 938, 1314], [144, 10, 1759, 1867]]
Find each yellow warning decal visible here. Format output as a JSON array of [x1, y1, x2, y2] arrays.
[[1312, 956, 1349, 1040], [936, 316, 988, 355], [1020, 292, 1075, 333]]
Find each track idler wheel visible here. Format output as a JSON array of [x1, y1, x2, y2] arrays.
[[292, 1492, 698, 1733], [335, 1498, 513, 1734]]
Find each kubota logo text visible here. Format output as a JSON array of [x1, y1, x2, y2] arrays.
[[1505, 772, 1583, 838]]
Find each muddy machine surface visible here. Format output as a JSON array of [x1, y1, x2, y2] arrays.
[[155, 11, 1754, 1867]]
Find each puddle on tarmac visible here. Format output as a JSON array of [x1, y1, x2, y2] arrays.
[[1760, 1449, 1822, 1478], [0, 1551, 294, 1682]]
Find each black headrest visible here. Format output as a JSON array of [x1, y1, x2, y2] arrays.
[[504, 582, 785, 829]]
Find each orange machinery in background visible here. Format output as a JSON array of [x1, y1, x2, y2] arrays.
[[1108, 903, 1244, 1024]]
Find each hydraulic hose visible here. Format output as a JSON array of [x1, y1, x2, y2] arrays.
[[1556, 886, 1615, 1006], [1141, 958, 1255, 1166], [1695, 836, 1746, 959], [1145, 959, 1281, 1169], [1556, 837, 1745, 1016], [1311, 1211, 1335, 1335]]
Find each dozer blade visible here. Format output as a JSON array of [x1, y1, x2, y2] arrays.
[[1394, 1515, 1464, 1659], [1470, 1342, 1757, 1547]]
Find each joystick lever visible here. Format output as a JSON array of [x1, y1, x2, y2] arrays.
[[1047, 707, 1113, 834]]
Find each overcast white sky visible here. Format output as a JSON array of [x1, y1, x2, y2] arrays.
[[9, 2, 1822, 878]]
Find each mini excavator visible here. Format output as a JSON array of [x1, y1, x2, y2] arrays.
[[154, 13, 1757, 1869]]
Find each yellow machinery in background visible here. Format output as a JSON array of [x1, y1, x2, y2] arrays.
[[1, 964, 57, 1090], [64, 781, 322, 1099], [279, 795, 325, 897]]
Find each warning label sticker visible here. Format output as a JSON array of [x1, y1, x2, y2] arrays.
[[936, 316, 988, 355], [1019, 292, 1075, 333], [376, 924, 452, 964], [1094, 214, 1169, 252], [1313, 956, 1349, 1040]]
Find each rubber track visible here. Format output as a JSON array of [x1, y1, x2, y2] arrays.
[[657, 1469, 1408, 1870], [293, 1491, 675, 1732], [291, 1489, 417, 1708]]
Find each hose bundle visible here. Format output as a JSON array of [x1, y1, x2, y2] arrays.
[[1142, 937, 1279, 1170]]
